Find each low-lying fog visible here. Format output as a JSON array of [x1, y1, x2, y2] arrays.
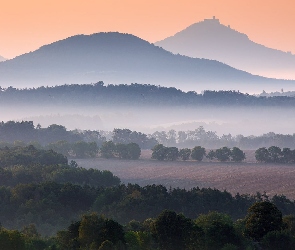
[[1, 105, 294, 136]]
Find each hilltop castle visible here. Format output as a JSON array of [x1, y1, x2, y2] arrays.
[[204, 16, 220, 24]]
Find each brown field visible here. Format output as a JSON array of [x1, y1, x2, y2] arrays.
[[73, 150, 295, 200]]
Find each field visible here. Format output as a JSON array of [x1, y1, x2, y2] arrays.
[[74, 150, 295, 200]]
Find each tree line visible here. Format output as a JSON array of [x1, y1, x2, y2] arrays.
[[152, 144, 246, 162], [1, 82, 295, 107], [2, 121, 295, 151], [0, 121, 156, 150], [255, 146, 295, 163], [152, 127, 295, 150]]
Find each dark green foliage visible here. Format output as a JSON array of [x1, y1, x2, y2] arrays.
[[112, 128, 157, 149], [255, 147, 270, 162], [206, 147, 245, 162], [215, 147, 232, 162], [100, 141, 116, 158], [92, 184, 280, 225], [261, 230, 295, 250], [231, 147, 246, 162], [151, 144, 167, 161], [245, 201, 284, 241], [178, 148, 191, 160], [268, 146, 282, 163], [115, 143, 141, 160], [191, 146, 206, 161], [165, 147, 179, 161], [151, 210, 195, 250], [195, 212, 240, 250], [0, 163, 120, 187], [72, 141, 98, 158], [57, 213, 125, 249], [0, 145, 68, 167], [101, 142, 141, 160], [206, 150, 216, 160], [152, 144, 179, 161], [255, 146, 295, 163], [0, 228, 26, 250], [126, 143, 141, 160], [0, 182, 100, 236]]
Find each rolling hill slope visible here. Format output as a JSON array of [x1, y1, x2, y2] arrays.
[[0, 32, 293, 92], [155, 17, 295, 80]]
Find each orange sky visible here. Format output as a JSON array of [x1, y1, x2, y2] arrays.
[[1, 0, 295, 59]]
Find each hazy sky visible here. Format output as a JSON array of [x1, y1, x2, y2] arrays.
[[1, 0, 295, 59]]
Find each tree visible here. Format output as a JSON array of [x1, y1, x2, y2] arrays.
[[268, 146, 282, 163], [0, 228, 26, 250], [100, 141, 116, 158], [151, 210, 194, 250], [195, 211, 240, 249], [261, 230, 294, 250], [231, 147, 245, 162], [78, 213, 125, 249], [215, 147, 231, 162], [206, 150, 216, 160], [191, 146, 206, 161], [165, 147, 179, 161], [244, 201, 284, 241], [151, 144, 167, 161], [127, 143, 141, 160], [255, 147, 269, 162], [179, 148, 191, 161], [115, 143, 129, 159], [115, 143, 141, 160], [281, 148, 294, 163]]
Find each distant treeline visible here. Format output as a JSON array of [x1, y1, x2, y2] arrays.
[[1, 82, 295, 106], [0, 121, 156, 150], [152, 127, 295, 149], [1, 121, 295, 150]]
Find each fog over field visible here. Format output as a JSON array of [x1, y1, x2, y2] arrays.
[[1, 105, 294, 136]]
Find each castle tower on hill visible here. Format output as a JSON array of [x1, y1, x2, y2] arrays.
[[204, 16, 220, 24]]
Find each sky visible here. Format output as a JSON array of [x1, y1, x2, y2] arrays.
[[1, 0, 295, 59]]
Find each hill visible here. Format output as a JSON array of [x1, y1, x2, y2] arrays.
[[155, 17, 295, 80], [0, 55, 6, 62], [0, 32, 293, 92]]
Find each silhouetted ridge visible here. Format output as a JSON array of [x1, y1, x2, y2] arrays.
[[156, 17, 295, 80], [0, 31, 293, 92]]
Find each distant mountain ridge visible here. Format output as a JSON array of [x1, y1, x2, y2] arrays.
[[155, 17, 295, 80], [0, 32, 293, 92]]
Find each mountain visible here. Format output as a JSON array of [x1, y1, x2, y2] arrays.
[[155, 17, 295, 80], [0, 32, 293, 92], [0, 55, 6, 62]]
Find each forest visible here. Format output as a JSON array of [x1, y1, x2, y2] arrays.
[[1, 82, 295, 107], [0, 146, 294, 249]]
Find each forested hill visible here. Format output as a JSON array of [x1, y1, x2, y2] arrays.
[[2, 83, 295, 106], [0, 32, 292, 92]]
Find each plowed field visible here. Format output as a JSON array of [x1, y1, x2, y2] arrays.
[[74, 150, 295, 199]]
